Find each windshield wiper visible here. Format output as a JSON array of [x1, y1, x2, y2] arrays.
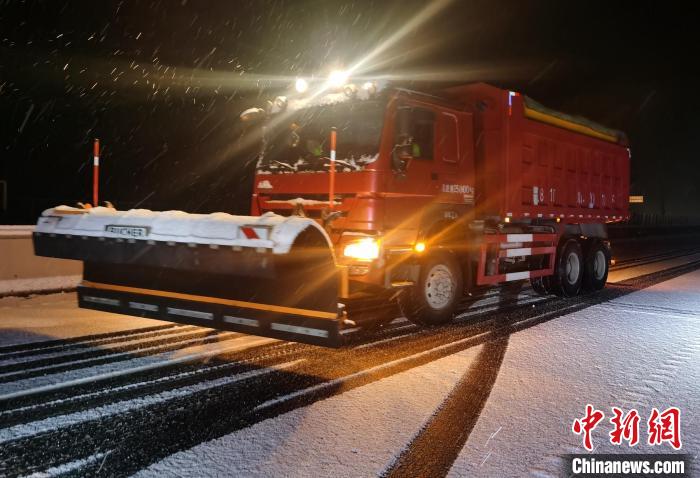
[[332, 159, 361, 171], [271, 160, 297, 171]]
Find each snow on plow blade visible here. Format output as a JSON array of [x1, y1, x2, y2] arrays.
[[33, 206, 343, 347]]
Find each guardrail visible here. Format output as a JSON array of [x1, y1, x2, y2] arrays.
[[0, 226, 81, 297]]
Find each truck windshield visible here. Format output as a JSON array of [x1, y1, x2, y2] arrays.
[[257, 100, 385, 174]]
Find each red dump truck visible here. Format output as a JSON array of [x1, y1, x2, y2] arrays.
[[34, 82, 630, 347]]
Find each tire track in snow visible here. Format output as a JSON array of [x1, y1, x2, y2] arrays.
[[0, 359, 305, 445], [0, 335, 282, 404], [19, 451, 110, 478], [0, 331, 241, 384], [0, 326, 211, 370], [382, 335, 510, 478], [0, 339, 302, 429], [0, 324, 184, 357]]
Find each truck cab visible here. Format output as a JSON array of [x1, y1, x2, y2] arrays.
[[250, 87, 478, 296]]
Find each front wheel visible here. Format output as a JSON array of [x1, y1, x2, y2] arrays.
[[399, 251, 463, 326]]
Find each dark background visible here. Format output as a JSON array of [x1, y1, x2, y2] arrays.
[[1, 0, 698, 224]]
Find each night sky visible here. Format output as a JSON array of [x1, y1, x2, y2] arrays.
[[1, 0, 699, 224]]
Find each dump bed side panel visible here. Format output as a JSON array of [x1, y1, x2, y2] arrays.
[[506, 94, 630, 223], [447, 84, 630, 224]]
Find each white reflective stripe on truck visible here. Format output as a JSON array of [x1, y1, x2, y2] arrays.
[[129, 301, 159, 312], [271, 323, 329, 338], [506, 234, 533, 242], [505, 271, 531, 281], [504, 247, 532, 257], [224, 316, 260, 327], [83, 296, 120, 306], [167, 307, 214, 320]]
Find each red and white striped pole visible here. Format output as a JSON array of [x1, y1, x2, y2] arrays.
[[329, 127, 336, 210], [93, 138, 100, 207]]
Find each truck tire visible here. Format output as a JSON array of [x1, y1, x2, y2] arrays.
[[582, 242, 610, 291], [552, 239, 583, 297], [399, 251, 463, 326]]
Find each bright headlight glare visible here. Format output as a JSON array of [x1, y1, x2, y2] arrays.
[[295, 78, 308, 93], [362, 81, 376, 94], [328, 69, 349, 87], [343, 238, 380, 261]]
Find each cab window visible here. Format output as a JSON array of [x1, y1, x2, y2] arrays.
[[439, 113, 459, 163], [396, 106, 435, 159]]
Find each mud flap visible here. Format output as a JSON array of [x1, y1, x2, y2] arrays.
[[34, 214, 343, 347]]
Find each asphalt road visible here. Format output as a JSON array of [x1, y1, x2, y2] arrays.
[[1, 234, 699, 477]]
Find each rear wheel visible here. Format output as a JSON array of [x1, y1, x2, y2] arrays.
[[583, 242, 610, 291], [552, 239, 583, 297], [399, 251, 463, 326]]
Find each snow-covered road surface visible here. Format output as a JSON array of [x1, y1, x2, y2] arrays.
[[446, 269, 700, 477], [0, 245, 698, 476], [137, 270, 699, 478]]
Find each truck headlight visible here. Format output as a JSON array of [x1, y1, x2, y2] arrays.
[[343, 238, 380, 261]]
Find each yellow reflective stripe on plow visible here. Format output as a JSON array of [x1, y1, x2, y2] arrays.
[[81, 280, 338, 320]]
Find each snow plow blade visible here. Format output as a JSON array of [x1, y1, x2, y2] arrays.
[[34, 206, 343, 347]]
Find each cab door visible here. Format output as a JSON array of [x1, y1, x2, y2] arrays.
[[436, 110, 474, 207], [388, 104, 439, 196], [383, 103, 439, 234]]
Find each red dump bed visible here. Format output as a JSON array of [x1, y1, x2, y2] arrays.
[[445, 83, 630, 224]]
